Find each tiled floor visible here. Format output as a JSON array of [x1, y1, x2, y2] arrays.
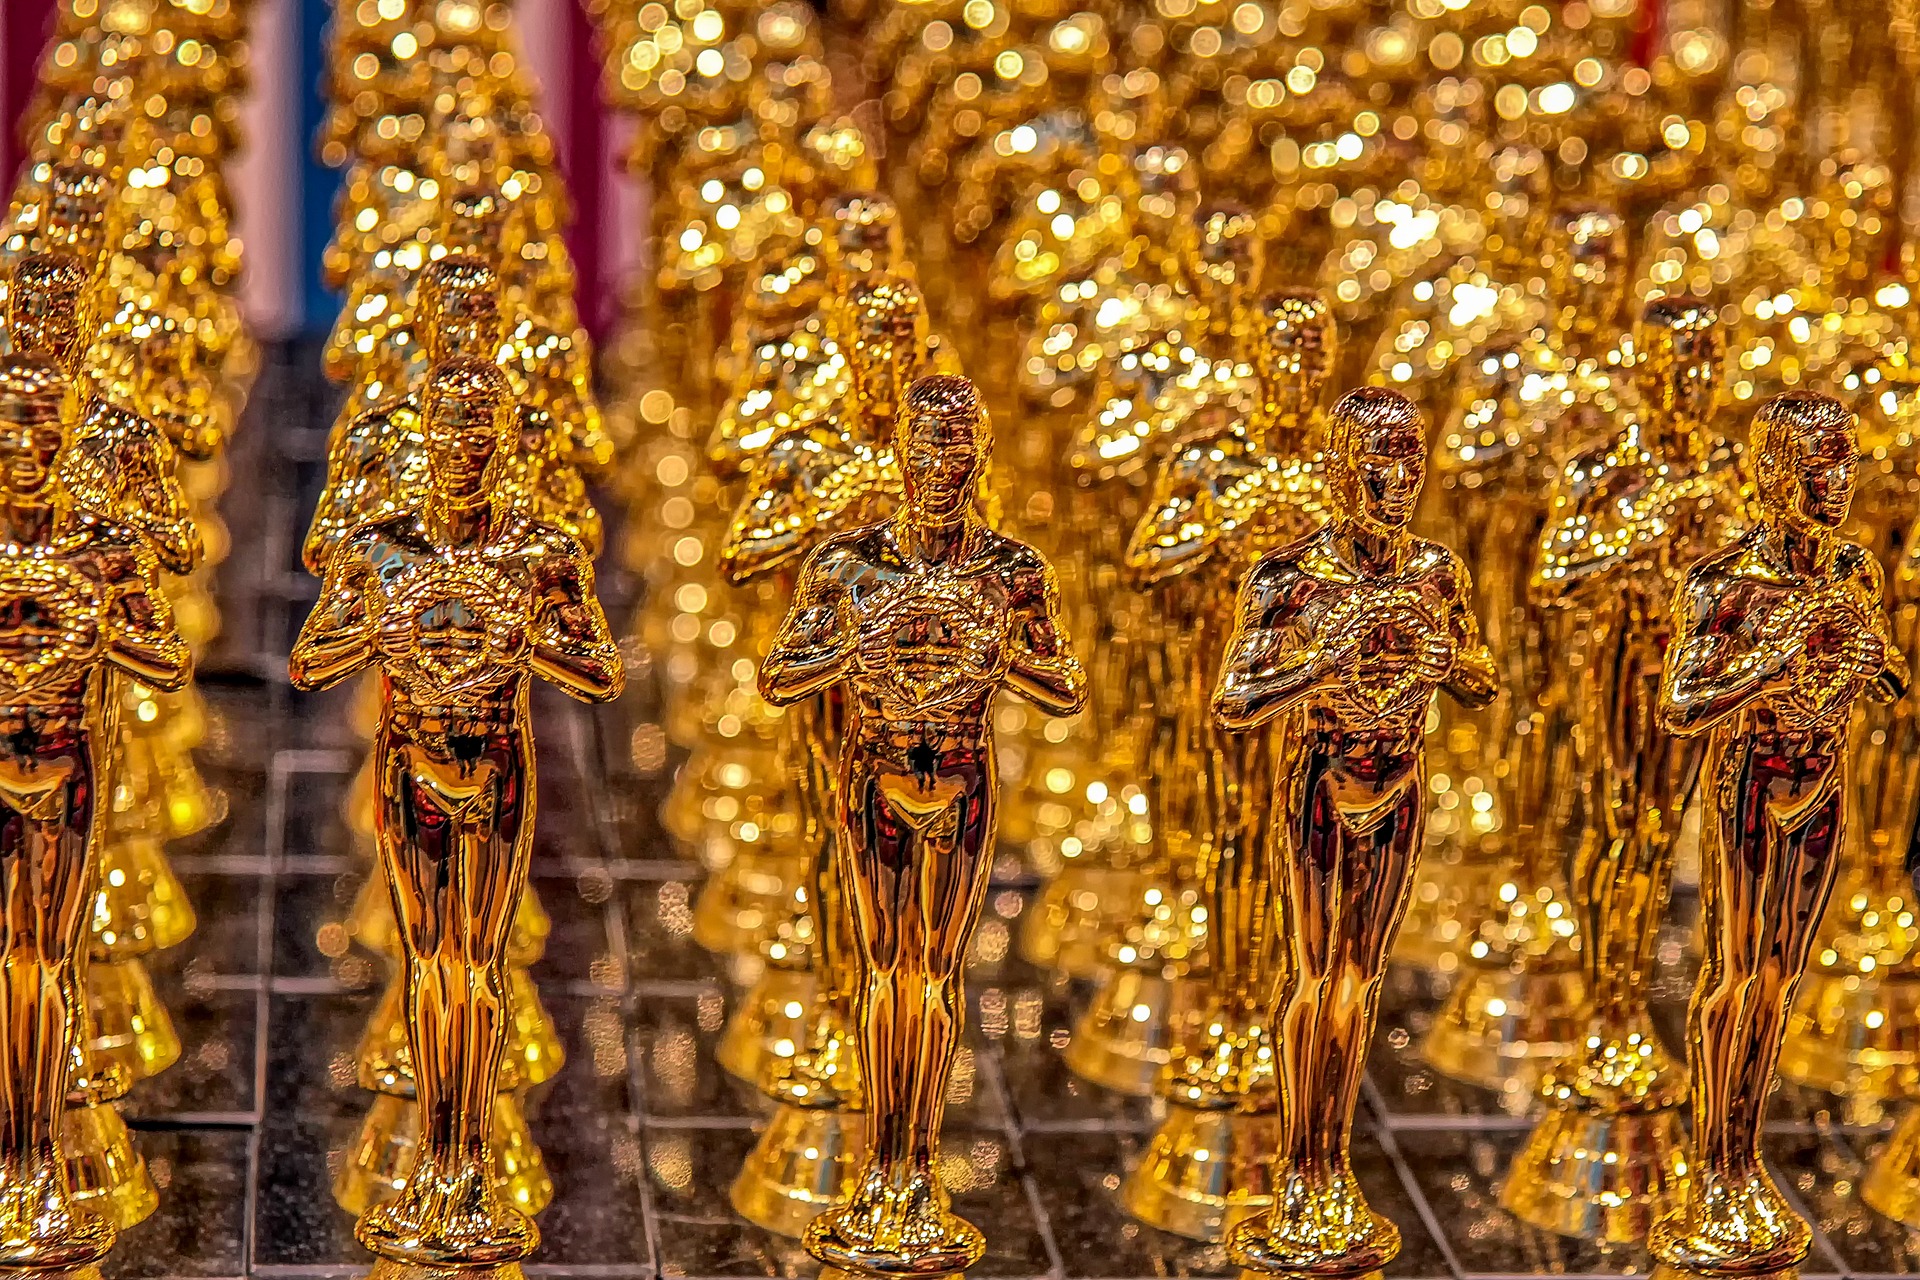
[[100, 344, 1920, 1277]]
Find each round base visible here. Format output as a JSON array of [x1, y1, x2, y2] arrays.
[[1019, 866, 1144, 980], [0, 1166, 115, 1269], [1650, 1169, 1812, 1276], [356, 1176, 539, 1267], [1065, 969, 1195, 1098], [84, 957, 182, 1085], [91, 833, 196, 958], [1421, 962, 1585, 1097], [691, 851, 804, 957], [1227, 1180, 1400, 1279], [1120, 1103, 1276, 1242], [730, 1102, 867, 1237], [1778, 968, 1920, 1119], [804, 1203, 985, 1276], [61, 1101, 158, 1231], [1500, 1103, 1689, 1241], [365, 1262, 526, 1280], [716, 965, 816, 1084], [1861, 1103, 1920, 1227], [333, 1092, 552, 1219]]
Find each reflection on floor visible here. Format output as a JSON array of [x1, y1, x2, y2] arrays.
[[106, 344, 1920, 1279]]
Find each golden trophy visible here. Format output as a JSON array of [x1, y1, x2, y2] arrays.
[[725, 273, 931, 1234], [1504, 299, 1750, 1242], [1209, 386, 1495, 1277], [1118, 289, 1334, 1241], [0, 354, 191, 1266], [1419, 205, 1631, 1097], [290, 356, 624, 1265], [759, 374, 1087, 1273], [1651, 391, 1907, 1272]]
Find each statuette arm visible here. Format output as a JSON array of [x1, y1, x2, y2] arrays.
[[1005, 556, 1088, 716], [1125, 444, 1217, 588], [101, 540, 191, 691], [289, 540, 380, 691], [1441, 558, 1499, 710], [1656, 572, 1789, 737], [1212, 556, 1335, 731], [758, 543, 856, 706], [529, 540, 625, 702]]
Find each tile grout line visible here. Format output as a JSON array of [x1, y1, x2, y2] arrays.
[[1363, 1074, 1470, 1280], [982, 1042, 1067, 1280]]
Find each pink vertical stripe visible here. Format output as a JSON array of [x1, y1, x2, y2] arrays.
[[3, 0, 59, 185], [233, 0, 301, 336]]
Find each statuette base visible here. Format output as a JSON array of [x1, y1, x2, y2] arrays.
[[61, 1101, 157, 1232], [716, 965, 816, 1084], [803, 1166, 986, 1276], [1500, 1104, 1688, 1241], [1120, 1103, 1275, 1242], [1422, 962, 1586, 1097], [1065, 969, 1196, 1097], [333, 1092, 552, 1220], [1650, 1168, 1812, 1275], [1226, 1169, 1401, 1279], [729, 1100, 865, 1236]]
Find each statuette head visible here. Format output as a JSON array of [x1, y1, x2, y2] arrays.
[[0, 356, 69, 500], [1251, 288, 1334, 392], [1752, 391, 1857, 532], [418, 253, 506, 363], [1326, 387, 1426, 535], [422, 357, 514, 510], [6, 253, 90, 370], [899, 374, 988, 525], [1632, 297, 1723, 422]]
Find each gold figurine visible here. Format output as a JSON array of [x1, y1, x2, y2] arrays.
[[1505, 299, 1750, 1241], [290, 357, 623, 1265], [760, 374, 1087, 1274], [0, 355, 190, 1266], [1652, 391, 1907, 1272], [1212, 386, 1496, 1277]]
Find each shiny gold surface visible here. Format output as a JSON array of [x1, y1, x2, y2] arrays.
[[1651, 392, 1908, 1273], [291, 357, 623, 1265], [1505, 299, 1752, 1241], [0, 354, 190, 1266], [1211, 386, 1495, 1277], [761, 374, 1087, 1274]]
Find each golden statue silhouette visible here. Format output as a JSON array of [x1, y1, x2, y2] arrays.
[[290, 357, 622, 1265], [1654, 391, 1908, 1273], [0, 355, 190, 1266], [760, 374, 1087, 1274], [1213, 386, 1496, 1276]]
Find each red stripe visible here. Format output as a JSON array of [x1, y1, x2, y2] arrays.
[[562, 0, 610, 339], [2, 0, 58, 185]]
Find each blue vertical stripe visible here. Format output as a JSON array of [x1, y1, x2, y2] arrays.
[[297, 0, 342, 336]]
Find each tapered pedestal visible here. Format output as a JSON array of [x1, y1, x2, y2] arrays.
[[1120, 1104, 1276, 1242], [730, 1101, 867, 1236], [333, 1091, 553, 1219]]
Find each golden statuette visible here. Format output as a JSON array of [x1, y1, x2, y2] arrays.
[[0, 355, 190, 1266], [1507, 298, 1750, 1240], [1653, 391, 1908, 1273], [289, 357, 623, 1265], [1213, 386, 1496, 1277], [760, 373, 1087, 1274]]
